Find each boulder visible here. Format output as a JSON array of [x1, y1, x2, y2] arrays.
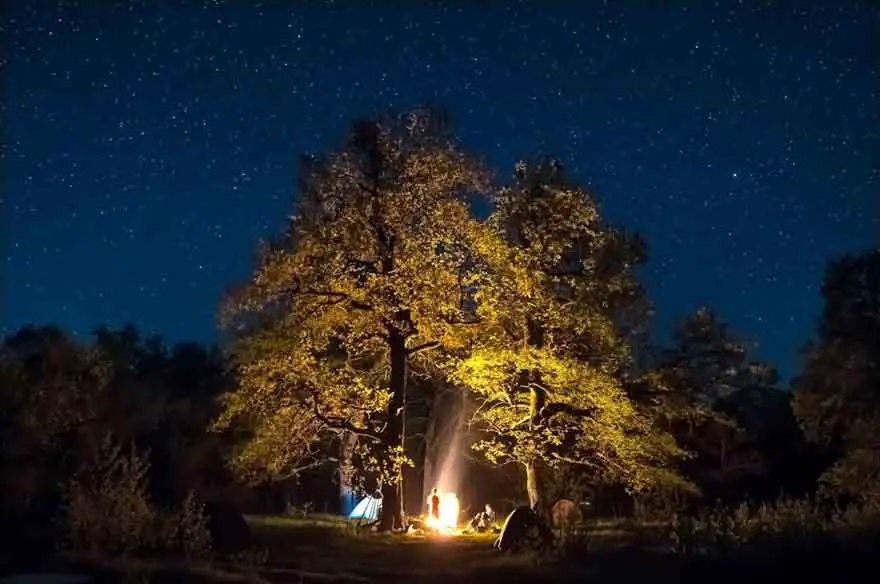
[[204, 500, 252, 555]]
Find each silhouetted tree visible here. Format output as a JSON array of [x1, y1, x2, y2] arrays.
[[0, 323, 236, 566], [0, 326, 110, 541], [88, 325, 235, 505], [793, 248, 880, 503], [630, 308, 788, 507], [153, 341, 235, 504], [719, 381, 819, 501]]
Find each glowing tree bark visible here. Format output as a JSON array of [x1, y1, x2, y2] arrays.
[[338, 432, 358, 516], [216, 109, 489, 531]]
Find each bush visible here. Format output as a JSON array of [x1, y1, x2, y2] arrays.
[[152, 491, 212, 559], [669, 496, 880, 559], [64, 435, 155, 556], [829, 497, 880, 552], [63, 435, 213, 560]]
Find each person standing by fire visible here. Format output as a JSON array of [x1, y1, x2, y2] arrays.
[[428, 488, 440, 521]]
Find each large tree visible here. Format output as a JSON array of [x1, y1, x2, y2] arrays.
[[216, 109, 489, 530], [793, 248, 880, 503], [452, 159, 687, 510]]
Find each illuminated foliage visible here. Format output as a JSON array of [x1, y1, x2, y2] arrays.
[[455, 345, 685, 490], [453, 160, 688, 506], [217, 119, 692, 519], [216, 109, 490, 529]]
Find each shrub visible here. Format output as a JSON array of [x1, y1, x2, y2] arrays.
[[830, 498, 880, 552], [63, 435, 213, 560], [63, 435, 155, 556], [669, 496, 880, 559], [152, 491, 212, 559]]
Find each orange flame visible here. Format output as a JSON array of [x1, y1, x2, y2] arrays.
[[425, 491, 460, 534]]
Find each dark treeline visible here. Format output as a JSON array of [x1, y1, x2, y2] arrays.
[[1, 109, 877, 569]]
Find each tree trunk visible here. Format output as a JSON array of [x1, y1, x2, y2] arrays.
[[522, 320, 549, 513], [720, 434, 726, 473], [379, 330, 407, 531], [380, 481, 404, 531], [525, 381, 554, 550], [526, 460, 541, 509], [422, 389, 439, 514], [526, 380, 546, 510]]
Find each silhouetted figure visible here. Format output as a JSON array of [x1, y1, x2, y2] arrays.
[[485, 504, 496, 523], [468, 504, 497, 532], [429, 488, 440, 520]]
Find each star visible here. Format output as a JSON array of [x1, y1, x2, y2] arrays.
[[3, 1, 875, 381]]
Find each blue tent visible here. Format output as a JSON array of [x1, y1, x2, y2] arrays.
[[348, 495, 381, 522], [340, 486, 357, 517]]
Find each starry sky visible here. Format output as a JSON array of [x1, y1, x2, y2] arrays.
[[4, 1, 878, 381]]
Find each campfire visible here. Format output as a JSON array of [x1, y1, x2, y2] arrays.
[[424, 491, 460, 535]]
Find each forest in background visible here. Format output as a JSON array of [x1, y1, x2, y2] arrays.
[[1, 109, 877, 568]]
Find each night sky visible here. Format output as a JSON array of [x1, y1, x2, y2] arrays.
[[4, 1, 878, 380]]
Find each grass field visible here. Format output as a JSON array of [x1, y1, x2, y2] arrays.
[[21, 513, 870, 583], [9, 514, 649, 584], [227, 514, 680, 584], [240, 514, 535, 583]]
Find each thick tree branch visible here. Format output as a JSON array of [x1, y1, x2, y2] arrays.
[[552, 447, 630, 476], [407, 341, 440, 355], [318, 413, 385, 442], [309, 393, 384, 442], [540, 401, 597, 421], [278, 284, 375, 312], [349, 299, 374, 311], [283, 457, 337, 479], [550, 452, 602, 470]]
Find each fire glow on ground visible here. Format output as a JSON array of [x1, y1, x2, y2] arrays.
[[423, 491, 461, 536]]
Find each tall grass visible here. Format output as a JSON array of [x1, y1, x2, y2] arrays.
[[669, 496, 880, 558]]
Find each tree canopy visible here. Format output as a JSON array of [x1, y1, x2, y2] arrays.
[[451, 159, 688, 507], [630, 308, 789, 503], [212, 108, 872, 528], [215, 109, 492, 529], [793, 248, 880, 502]]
